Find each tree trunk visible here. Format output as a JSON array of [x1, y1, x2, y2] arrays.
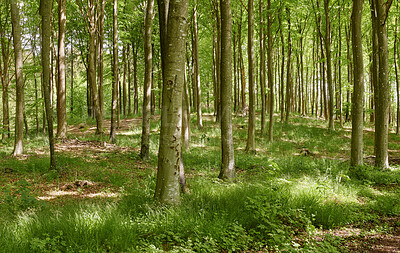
[[110, 0, 118, 143], [192, 2, 203, 129], [133, 42, 139, 114], [123, 44, 127, 116], [57, 0, 67, 139], [11, 0, 24, 156], [373, 0, 392, 169], [246, 0, 256, 152], [324, 0, 334, 130], [285, 8, 292, 123], [128, 43, 132, 115], [279, 14, 285, 122], [70, 44, 74, 113], [259, 0, 266, 135], [219, 0, 235, 180], [88, 0, 103, 135], [155, 0, 189, 204], [141, 0, 154, 160], [97, 0, 105, 118], [0, 11, 11, 140], [350, 0, 364, 167], [40, 0, 56, 169], [267, 0, 274, 142]]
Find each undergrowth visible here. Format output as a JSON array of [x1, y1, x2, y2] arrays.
[[0, 115, 399, 252]]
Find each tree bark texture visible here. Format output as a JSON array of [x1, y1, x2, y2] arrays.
[[141, 0, 154, 160], [350, 0, 364, 167], [57, 0, 67, 139], [373, 0, 392, 168], [155, 0, 189, 204], [219, 0, 235, 180], [324, 0, 335, 130], [40, 0, 56, 169], [110, 0, 118, 144], [11, 0, 24, 156], [246, 0, 256, 152]]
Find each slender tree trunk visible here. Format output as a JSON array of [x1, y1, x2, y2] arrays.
[[267, 0, 274, 142], [57, 0, 67, 139], [70, 44, 74, 113], [259, 0, 266, 135], [246, 0, 256, 152], [285, 8, 292, 123], [123, 44, 127, 116], [141, 0, 154, 159], [40, 0, 56, 169], [97, 0, 105, 119], [324, 0, 334, 130], [0, 11, 11, 140], [155, 0, 189, 204], [192, 2, 203, 129], [351, 0, 364, 167], [182, 65, 190, 151], [128, 43, 132, 115], [279, 14, 285, 122], [11, 0, 24, 156], [373, 0, 392, 169], [219, 0, 235, 180], [133, 42, 139, 114], [110, 0, 118, 143]]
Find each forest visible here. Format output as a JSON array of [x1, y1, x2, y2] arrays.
[[1, 0, 400, 251]]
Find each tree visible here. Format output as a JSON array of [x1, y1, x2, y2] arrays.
[[40, 0, 56, 169], [350, 0, 364, 167], [76, 0, 104, 135], [219, 0, 235, 180], [57, 0, 67, 139], [110, 0, 118, 143], [0, 4, 11, 140], [10, 0, 24, 156], [155, 0, 189, 204], [192, 1, 203, 129], [245, 0, 256, 152], [372, 0, 392, 168], [267, 0, 274, 142], [324, 0, 334, 130], [141, 0, 155, 160]]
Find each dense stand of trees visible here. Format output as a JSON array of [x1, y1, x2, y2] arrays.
[[0, 0, 399, 202]]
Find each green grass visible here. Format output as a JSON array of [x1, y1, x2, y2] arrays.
[[0, 113, 399, 252]]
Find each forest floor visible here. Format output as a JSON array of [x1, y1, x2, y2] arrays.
[[0, 114, 400, 252]]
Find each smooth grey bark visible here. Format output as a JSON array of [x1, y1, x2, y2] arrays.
[[10, 0, 24, 156], [155, 0, 189, 204], [373, 0, 392, 168], [246, 0, 256, 152], [267, 0, 274, 142], [141, 0, 154, 160], [192, 2, 203, 129], [350, 0, 364, 167], [219, 0, 235, 180], [324, 0, 334, 130], [0, 9, 11, 140], [285, 8, 292, 124], [110, 0, 118, 144], [57, 0, 67, 139], [122, 45, 127, 116], [97, 0, 105, 118], [259, 0, 266, 135], [40, 0, 56, 169]]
